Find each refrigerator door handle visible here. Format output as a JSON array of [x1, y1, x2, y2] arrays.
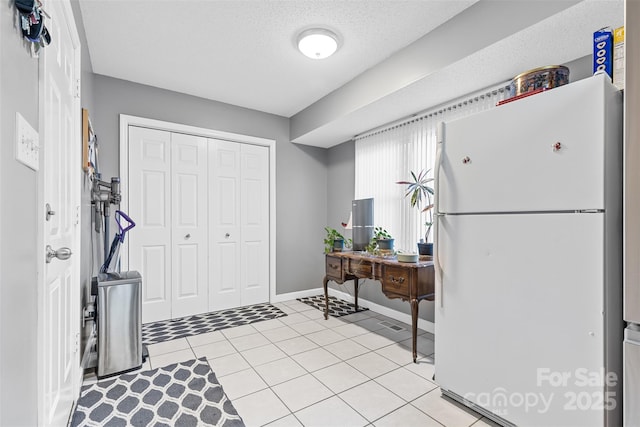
[[434, 213, 445, 307], [435, 122, 445, 307], [435, 122, 444, 215]]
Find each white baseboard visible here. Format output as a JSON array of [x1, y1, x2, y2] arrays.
[[275, 287, 435, 334], [327, 288, 435, 334], [271, 288, 326, 303]]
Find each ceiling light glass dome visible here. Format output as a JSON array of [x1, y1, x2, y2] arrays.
[[297, 28, 339, 59]]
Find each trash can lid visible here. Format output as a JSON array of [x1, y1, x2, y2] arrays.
[[96, 270, 141, 285]]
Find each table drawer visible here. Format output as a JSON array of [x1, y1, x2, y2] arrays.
[[381, 265, 410, 296], [325, 256, 343, 280], [349, 259, 372, 277]]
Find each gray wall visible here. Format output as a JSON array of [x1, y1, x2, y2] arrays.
[[89, 75, 328, 301], [70, 0, 99, 347], [0, 7, 40, 426], [565, 55, 592, 83], [326, 140, 355, 234]]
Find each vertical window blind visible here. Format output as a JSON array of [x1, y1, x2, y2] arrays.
[[354, 82, 510, 252]]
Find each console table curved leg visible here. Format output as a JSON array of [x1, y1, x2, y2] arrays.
[[354, 278, 359, 311], [411, 298, 419, 363], [323, 276, 330, 320]]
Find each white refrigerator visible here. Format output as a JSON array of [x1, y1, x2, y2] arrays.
[[434, 74, 623, 426]]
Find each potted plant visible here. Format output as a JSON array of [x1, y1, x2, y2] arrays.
[[397, 169, 434, 255], [324, 227, 351, 253], [372, 227, 394, 251]]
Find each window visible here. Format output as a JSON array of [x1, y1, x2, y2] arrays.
[[354, 82, 509, 251]]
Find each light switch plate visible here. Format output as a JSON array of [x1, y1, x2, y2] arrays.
[[15, 112, 39, 170]]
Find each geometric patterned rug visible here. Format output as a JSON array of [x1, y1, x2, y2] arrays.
[[142, 303, 287, 346], [297, 295, 369, 317], [70, 358, 245, 427]]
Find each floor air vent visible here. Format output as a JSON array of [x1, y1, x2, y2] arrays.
[[378, 320, 405, 332]]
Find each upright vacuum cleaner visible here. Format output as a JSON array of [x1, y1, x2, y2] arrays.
[[86, 173, 147, 377]]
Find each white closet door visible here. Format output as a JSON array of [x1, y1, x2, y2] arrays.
[[241, 144, 270, 305], [128, 127, 172, 323], [171, 133, 208, 318], [209, 140, 242, 310]]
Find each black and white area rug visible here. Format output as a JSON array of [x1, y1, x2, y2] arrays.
[[143, 303, 287, 346], [70, 358, 244, 427], [297, 295, 369, 317]]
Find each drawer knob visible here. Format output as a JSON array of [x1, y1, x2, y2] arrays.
[[389, 275, 405, 284], [329, 264, 339, 270]]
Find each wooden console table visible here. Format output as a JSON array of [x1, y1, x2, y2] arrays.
[[323, 252, 435, 363]]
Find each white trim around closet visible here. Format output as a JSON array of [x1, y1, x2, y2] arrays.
[[118, 114, 277, 305]]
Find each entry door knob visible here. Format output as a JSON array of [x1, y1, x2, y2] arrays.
[[46, 245, 72, 263]]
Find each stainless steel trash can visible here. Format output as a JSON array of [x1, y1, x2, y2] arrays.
[[96, 271, 142, 377]]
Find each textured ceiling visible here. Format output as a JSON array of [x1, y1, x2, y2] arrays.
[[292, 0, 624, 147], [79, 0, 478, 117], [78, 0, 624, 148]]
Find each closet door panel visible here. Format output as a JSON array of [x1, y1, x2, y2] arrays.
[[209, 139, 242, 311], [216, 242, 239, 292], [142, 172, 167, 226], [241, 144, 269, 305], [141, 246, 167, 301], [128, 127, 172, 323], [171, 133, 208, 319]]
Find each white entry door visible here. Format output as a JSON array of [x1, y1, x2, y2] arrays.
[[210, 140, 269, 310], [39, 1, 81, 425], [128, 127, 208, 322]]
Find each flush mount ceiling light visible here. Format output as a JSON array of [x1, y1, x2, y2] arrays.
[[297, 28, 339, 59]]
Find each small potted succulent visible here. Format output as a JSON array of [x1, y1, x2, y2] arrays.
[[324, 227, 351, 253], [397, 169, 434, 255]]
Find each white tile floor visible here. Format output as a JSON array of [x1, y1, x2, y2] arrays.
[[84, 299, 499, 427]]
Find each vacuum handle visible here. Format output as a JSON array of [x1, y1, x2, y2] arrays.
[[115, 210, 136, 242]]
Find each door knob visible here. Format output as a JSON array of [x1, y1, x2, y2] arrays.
[[225, 233, 230, 238], [185, 234, 191, 239], [46, 245, 72, 263]]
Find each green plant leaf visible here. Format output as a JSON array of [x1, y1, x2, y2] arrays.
[[397, 168, 435, 243]]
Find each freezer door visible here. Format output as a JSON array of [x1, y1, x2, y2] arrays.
[[435, 212, 619, 426], [437, 74, 621, 214]]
